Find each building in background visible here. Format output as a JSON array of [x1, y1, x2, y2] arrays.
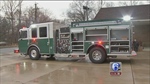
[[94, 4, 150, 47]]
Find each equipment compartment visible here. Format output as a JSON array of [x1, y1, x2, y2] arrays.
[[109, 25, 131, 54], [85, 28, 108, 41]]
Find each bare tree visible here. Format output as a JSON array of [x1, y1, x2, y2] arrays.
[[97, 0, 106, 9], [0, 1, 2, 11], [0, 16, 11, 42], [22, 6, 54, 27], [90, 0, 106, 19], [66, 0, 97, 22], [130, 0, 138, 5], [2, 0, 23, 44], [118, 0, 142, 6], [147, 0, 150, 4], [118, 1, 129, 6], [105, 2, 115, 7], [37, 9, 53, 23]]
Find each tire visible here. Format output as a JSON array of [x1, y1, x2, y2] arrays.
[[89, 47, 106, 64], [46, 54, 56, 60], [29, 47, 41, 60]]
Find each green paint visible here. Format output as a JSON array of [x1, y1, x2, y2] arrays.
[[71, 24, 130, 28], [71, 19, 130, 28], [49, 38, 54, 54], [84, 42, 92, 53], [26, 38, 53, 55], [101, 43, 109, 54], [72, 19, 123, 23], [18, 39, 28, 54], [37, 39, 49, 54], [84, 41, 109, 54]]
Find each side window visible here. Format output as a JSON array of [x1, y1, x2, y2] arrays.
[[32, 28, 37, 38], [39, 27, 47, 37], [19, 31, 27, 38]]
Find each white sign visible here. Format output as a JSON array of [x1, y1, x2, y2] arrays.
[[72, 20, 122, 27]]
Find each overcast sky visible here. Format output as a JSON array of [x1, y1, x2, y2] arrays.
[[0, 1, 149, 20], [21, 1, 149, 20], [22, 1, 72, 20]]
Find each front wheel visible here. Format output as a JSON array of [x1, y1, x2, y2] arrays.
[[89, 47, 106, 63], [29, 47, 41, 60]]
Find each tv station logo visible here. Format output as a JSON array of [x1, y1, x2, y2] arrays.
[[110, 62, 122, 76]]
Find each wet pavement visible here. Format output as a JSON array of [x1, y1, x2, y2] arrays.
[[130, 51, 150, 84], [0, 51, 149, 84], [0, 47, 17, 55]]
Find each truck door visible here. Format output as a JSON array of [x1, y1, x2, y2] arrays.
[[18, 29, 29, 54], [37, 24, 50, 54]]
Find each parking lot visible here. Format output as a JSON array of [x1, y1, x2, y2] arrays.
[[0, 47, 149, 84]]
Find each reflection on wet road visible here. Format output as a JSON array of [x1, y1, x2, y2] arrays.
[[0, 58, 133, 84], [26, 59, 133, 84], [0, 51, 149, 84], [27, 64, 106, 84], [0, 47, 17, 55], [0, 61, 71, 84]]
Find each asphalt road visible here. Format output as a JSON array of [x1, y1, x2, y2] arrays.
[[0, 47, 149, 84], [0, 47, 18, 55]]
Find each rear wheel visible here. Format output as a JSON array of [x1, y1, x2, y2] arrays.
[[29, 47, 41, 60], [89, 47, 106, 63]]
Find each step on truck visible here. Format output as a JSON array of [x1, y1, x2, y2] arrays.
[[14, 19, 134, 63]]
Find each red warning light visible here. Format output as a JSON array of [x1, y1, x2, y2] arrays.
[[22, 26, 26, 29], [14, 49, 19, 53], [16, 50, 19, 53], [32, 38, 37, 43], [98, 41, 102, 45]]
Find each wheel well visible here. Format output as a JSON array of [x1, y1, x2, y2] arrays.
[[27, 46, 40, 55], [86, 45, 107, 55]]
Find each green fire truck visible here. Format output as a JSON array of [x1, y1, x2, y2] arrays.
[[15, 19, 134, 63]]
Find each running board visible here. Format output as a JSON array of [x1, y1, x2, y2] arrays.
[[107, 54, 132, 56], [55, 53, 86, 58]]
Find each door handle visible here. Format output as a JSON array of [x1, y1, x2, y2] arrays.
[[47, 42, 49, 45], [27, 41, 29, 45]]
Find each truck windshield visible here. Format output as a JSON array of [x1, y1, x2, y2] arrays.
[[19, 30, 27, 38]]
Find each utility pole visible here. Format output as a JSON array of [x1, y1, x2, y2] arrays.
[[18, 2, 22, 43], [18, 2, 21, 30], [35, 2, 37, 23], [101, 0, 103, 8], [24, 14, 27, 27], [83, 6, 90, 21]]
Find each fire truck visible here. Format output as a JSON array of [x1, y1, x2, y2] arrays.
[[15, 19, 134, 63]]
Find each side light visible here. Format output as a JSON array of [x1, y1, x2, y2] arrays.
[[14, 49, 19, 53], [22, 26, 27, 29], [32, 38, 37, 43], [91, 41, 94, 44], [98, 41, 102, 45], [123, 15, 131, 21]]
